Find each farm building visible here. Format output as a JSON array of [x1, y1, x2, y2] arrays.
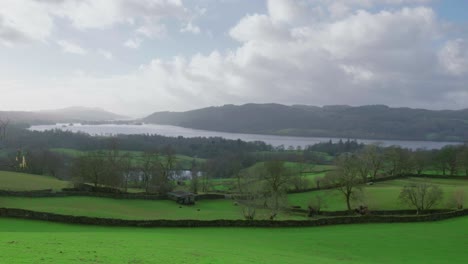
[[167, 191, 195, 205]]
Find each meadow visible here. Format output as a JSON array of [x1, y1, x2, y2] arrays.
[[0, 196, 302, 220], [289, 177, 468, 210], [0, 217, 467, 263], [0, 171, 69, 191]]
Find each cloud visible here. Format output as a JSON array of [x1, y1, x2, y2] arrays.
[[0, 0, 54, 46], [0, 0, 191, 46], [57, 40, 87, 55], [97, 49, 113, 60], [439, 39, 468, 76], [1, 0, 468, 115], [136, 24, 167, 39], [123, 38, 143, 49], [180, 22, 201, 34]]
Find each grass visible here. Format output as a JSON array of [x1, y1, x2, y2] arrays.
[[0, 171, 69, 191], [50, 148, 205, 170], [0, 216, 467, 263], [0, 196, 303, 220], [289, 177, 468, 210]]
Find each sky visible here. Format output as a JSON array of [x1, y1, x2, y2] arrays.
[[1, 0, 468, 117]]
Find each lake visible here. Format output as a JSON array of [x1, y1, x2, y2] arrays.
[[29, 123, 461, 150]]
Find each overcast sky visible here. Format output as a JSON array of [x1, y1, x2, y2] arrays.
[[1, 0, 468, 117]]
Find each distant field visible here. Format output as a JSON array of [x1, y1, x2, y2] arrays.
[[0, 217, 466, 263], [50, 148, 205, 170], [289, 177, 468, 210], [0, 196, 303, 220], [0, 171, 69, 191]]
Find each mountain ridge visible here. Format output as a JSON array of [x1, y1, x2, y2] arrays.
[[0, 106, 126, 124], [143, 103, 468, 142]]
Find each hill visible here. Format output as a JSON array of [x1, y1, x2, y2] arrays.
[[0, 106, 126, 125], [144, 104, 468, 141]]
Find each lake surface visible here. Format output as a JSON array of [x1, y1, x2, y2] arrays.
[[30, 123, 461, 150]]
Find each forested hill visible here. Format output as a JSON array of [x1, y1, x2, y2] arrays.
[[144, 104, 468, 142], [0, 107, 126, 124]]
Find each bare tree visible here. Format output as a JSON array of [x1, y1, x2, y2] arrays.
[[152, 146, 176, 194], [448, 188, 465, 210], [71, 151, 106, 187], [361, 144, 384, 180], [399, 183, 443, 214], [121, 153, 133, 192], [307, 194, 327, 217], [260, 160, 292, 219], [325, 153, 362, 211], [140, 151, 160, 192], [412, 149, 431, 175]]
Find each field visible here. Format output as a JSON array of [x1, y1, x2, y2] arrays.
[[0, 171, 69, 191], [51, 148, 205, 170], [0, 217, 467, 263], [289, 177, 468, 210], [0, 196, 303, 220]]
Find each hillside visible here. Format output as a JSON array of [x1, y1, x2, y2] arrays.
[[0, 106, 126, 124], [144, 104, 468, 141]]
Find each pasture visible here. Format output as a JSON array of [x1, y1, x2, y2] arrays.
[[0, 196, 303, 220], [289, 177, 468, 210], [0, 217, 467, 263], [0, 171, 69, 191]]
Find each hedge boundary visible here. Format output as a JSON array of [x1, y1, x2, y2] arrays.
[[0, 208, 466, 228]]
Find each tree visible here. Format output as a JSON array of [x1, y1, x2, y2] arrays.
[[363, 145, 384, 180], [412, 149, 431, 175], [0, 119, 8, 143], [307, 194, 327, 217], [448, 188, 465, 210], [435, 146, 458, 176], [398, 183, 443, 214], [260, 160, 292, 218], [189, 159, 200, 194], [140, 151, 160, 192], [120, 153, 133, 192], [325, 153, 362, 211], [384, 146, 413, 176], [71, 151, 106, 187], [101, 139, 124, 188], [456, 146, 468, 176]]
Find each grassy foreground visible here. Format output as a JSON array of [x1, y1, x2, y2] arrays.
[[0, 217, 467, 263]]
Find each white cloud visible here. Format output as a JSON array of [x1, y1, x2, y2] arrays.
[[0, 0, 191, 46], [97, 49, 113, 60], [136, 24, 167, 39], [123, 38, 143, 49], [180, 22, 201, 34], [439, 39, 468, 76], [1, 0, 468, 115], [57, 40, 87, 55], [267, 0, 306, 24], [0, 0, 54, 46]]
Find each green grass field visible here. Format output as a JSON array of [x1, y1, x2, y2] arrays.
[[0, 217, 466, 263], [0, 196, 303, 220], [289, 177, 468, 210], [0, 171, 69, 191]]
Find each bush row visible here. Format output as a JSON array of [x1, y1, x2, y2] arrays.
[[0, 208, 466, 228]]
